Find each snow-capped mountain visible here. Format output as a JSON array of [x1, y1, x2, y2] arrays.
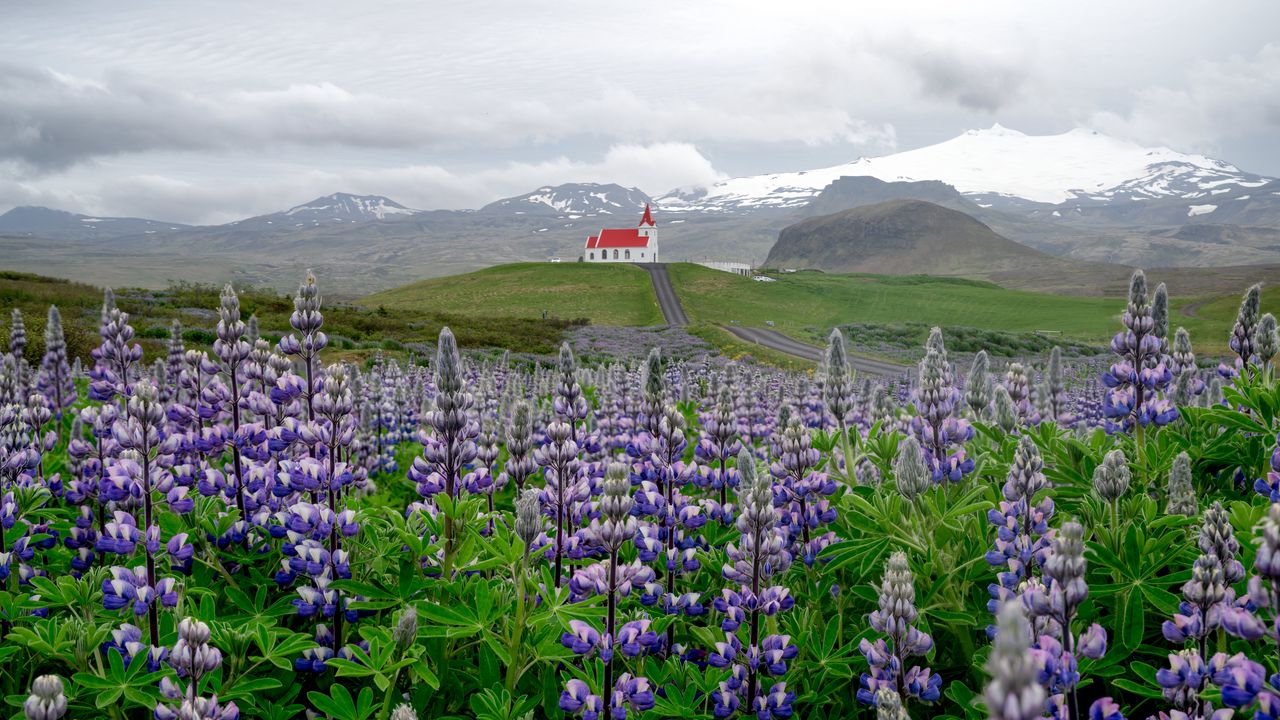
[[656, 124, 1275, 213], [0, 206, 189, 241], [480, 183, 652, 218], [280, 193, 417, 222], [225, 193, 419, 231]]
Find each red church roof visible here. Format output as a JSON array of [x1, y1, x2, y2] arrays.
[[585, 205, 657, 249], [586, 228, 651, 249]]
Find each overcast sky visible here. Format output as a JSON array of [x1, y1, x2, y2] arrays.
[[2, 0, 1279, 224]]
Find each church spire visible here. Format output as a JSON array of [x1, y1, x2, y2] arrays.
[[639, 203, 655, 227]]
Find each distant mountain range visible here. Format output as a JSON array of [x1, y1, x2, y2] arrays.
[[2, 125, 1280, 294]]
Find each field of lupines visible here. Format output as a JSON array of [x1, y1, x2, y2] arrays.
[[1, 268, 1279, 720]]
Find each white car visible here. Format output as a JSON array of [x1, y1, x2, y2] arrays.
[[753, 276, 776, 282]]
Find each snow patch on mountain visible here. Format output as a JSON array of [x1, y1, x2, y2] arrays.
[[282, 193, 417, 221], [481, 183, 652, 217], [656, 125, 1274, 212]]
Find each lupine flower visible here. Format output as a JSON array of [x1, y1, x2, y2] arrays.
[[713, 448, 795, 719], [965, 350, 993, 420], [985, 602, 1047, 720], [1166, 453, 1197, 517], [1168, 328, 1205, 405], [1258, 313, 1279, 368], [986, 436, 1055, 624], [155, 617, 239, 720], [390, 705, 419, 720], [770, 420, 837, 566], [1103, 270, 1177, 431], [992, 385, 1019, 434], [893, 436, 931, 502], [23, 675, 66, 720], [36, 306, 76, 436], [823, 329, 856, 430], [561, 462, 657, 720], [909, 328, 974, 482], [859, 551, 941, 708], [1222, 284, 1261, 377], [874, 688, 909, 720], [1044, 347, 1074, 426], [1092, 449, 1131, 503], [1199, 501, 1245, 584], [501, 401, 536, 491]]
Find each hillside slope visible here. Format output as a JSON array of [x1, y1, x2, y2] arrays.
[[765, 199, 1056, 276]]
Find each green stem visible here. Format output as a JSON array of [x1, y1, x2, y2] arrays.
[[378, 667, 405, 720], [505, 558, 529, 694]]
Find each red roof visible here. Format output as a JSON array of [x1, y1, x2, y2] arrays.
[[639, 203, 655, 227], [586, 228, 652, 249]]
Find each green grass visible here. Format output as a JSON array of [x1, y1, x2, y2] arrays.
[[666, 264, 1249, 354], [0, 273, 583, 364], [363, 262, 664, 326]]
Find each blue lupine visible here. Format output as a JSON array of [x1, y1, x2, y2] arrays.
[[858, 551, 941, 708]]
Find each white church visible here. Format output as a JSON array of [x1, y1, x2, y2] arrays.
[[583, 204, 658, 263]]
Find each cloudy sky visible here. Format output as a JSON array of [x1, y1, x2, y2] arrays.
[[3, 0, 1279, 224]]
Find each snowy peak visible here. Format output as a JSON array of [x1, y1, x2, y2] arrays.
[[480, 183, 652, 218], [656, 126, 1273, 212], [282, 193, 418, 222]]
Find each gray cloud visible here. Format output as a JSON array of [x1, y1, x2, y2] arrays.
[[3, 0, 1280, 221]]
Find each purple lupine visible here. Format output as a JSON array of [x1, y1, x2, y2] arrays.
[[695, 378, 742, 522], [632, 403, 704, 648], [154, 617, 239, 720], [1103, 271, 1177, 431], [986, 435, 1055, 628], [213, 285, 252, 521], [909, 328, 974, 482], [98, 379, 186, 648], [562, 463, 658, 720], [858, 551, 941, 709], [36, 306, 76, 443], [278, 271, 327, 420], [89, 292, 143, 404], [409, 327, 479, 576], [534, 419, 584, 588], [711, 448, 796, 719], [500, 401, 536, 492], [1220, 284, 1261, 379], [769, 420, 837, 566], [1169, 328, 1205, 406], [23, 674, 67, 720], [1156, 553, 1227, 718], [1026, 520, 1109, 720], [555, 343, 590, 442]]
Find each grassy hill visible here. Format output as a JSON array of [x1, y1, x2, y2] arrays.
[[665, 264, 1247, 354], [364, 262, 664, 326]]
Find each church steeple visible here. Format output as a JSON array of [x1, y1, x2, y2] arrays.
[[639, 203, 655, 227]]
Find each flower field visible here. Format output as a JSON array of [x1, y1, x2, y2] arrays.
[[2, 268, 1280, 720]]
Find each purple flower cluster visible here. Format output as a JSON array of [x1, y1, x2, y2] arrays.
[[1103, 271, 1177, 431]]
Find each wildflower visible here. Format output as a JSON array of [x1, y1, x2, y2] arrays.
[[1103, 270, 1177, 431], [1166, 453, 1197, 517], [893, 436, 931, 502], [1091, 449, 1131, 503], [909, 328, 974, 482], [859, 551, 941, 708], [23, 675, 66, 720], [984, 602, 1046, 720], [965, 350, 993, 419]]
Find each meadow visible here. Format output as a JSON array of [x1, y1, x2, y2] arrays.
[[0, 264, 1279, 720]]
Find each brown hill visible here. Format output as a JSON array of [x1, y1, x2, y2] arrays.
[[765, 199, 1057, 275]]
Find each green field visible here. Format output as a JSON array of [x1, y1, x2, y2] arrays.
[[665, 264, 1248, 354], [364, 262, 664, 326]]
